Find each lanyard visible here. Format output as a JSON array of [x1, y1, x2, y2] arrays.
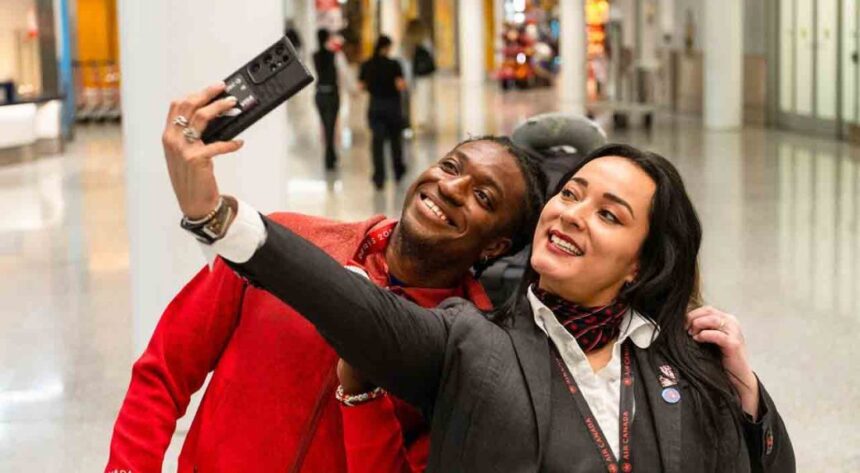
[[552, 341, 635, 473], [346, 220, 491, 309], [351, 221, 398, 265]]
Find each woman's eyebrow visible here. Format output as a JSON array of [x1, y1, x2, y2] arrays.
[[604, 193, 635, 218], [571, 177, 635, 218]]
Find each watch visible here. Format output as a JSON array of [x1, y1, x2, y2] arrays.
[[180, 196, 235, 244]]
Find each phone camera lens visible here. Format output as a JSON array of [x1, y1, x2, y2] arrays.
[[282, 55, 290, 62], [275, 45, 285, 55], [269, 64, 278, 72], [250, 63, 261, 73]]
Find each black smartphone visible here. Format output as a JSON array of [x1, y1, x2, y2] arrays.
[[201, 35, 313, 144]]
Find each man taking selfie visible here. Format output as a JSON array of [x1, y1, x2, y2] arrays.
[[104, 82, 547, 473]]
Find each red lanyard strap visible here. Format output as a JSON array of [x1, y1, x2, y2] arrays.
[[352, 221, 397, 265], [552, 341, 635, 473]]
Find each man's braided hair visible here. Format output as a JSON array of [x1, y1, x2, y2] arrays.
[[458, 135, 548, 277]]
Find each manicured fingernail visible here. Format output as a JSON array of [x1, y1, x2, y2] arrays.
[[226, 96, 238, 104], [236, 139, 244, 146]]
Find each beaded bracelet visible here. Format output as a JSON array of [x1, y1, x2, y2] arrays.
[[335, 385, 386, 407]]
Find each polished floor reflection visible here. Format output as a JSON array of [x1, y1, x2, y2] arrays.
[[1, 75, 859, 471]]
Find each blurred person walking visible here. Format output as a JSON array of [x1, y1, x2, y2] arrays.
[[404, 20, 436, 132], [359, 35, 407, 190], [313, 29, 342, 170]]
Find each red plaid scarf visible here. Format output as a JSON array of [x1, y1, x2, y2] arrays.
[[533, 287, 629, 352]]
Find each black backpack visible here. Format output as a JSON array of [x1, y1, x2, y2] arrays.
[[413, 45, 436, 77]]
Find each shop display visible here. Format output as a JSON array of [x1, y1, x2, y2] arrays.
[[496, 1, 559, 90], [73, 60, 121, 122], [586, 0, 610, 100]]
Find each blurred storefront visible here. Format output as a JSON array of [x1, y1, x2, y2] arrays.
[[1, 0, 125, 160], [73, 0, 121, 123], [496, 0, 560, 89], [10, 0, 860, 152], [774, 0, 860, 142], [0, 0, 65, 157], [326, 0, 496, 75]]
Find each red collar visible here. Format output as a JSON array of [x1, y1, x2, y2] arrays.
[[347, 219, 493, 311]]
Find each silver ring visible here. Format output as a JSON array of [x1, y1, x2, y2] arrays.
[[173, 115, 190, 127], [182, 126, 201, 143]]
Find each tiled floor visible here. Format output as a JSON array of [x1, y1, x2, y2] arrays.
[[1, 76, 858, 471]]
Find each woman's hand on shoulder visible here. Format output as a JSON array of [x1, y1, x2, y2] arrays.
[[686, 306, 761, 419]]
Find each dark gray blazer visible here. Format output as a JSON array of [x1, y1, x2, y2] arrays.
[[230, 216, 794, 472]]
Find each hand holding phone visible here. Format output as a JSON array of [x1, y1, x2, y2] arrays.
[[162, 36, 313, 220], [201, 35, 314, 143]]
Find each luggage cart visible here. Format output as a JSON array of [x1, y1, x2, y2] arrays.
[[73, 60, 122, 122]]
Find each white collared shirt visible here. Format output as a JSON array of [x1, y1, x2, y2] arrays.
[[527, 286, 658, 459], [199, 198, 267, 267]]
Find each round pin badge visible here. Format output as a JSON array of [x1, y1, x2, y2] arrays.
[[661, 387, 681, 404]]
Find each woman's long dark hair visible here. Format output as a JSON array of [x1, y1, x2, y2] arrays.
[[492, 144, 742, 470]]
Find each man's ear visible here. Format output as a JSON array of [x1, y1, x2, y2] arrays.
[[479, 237, 513, 262]]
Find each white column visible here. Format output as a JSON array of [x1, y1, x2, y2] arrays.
[[558, 0, 586, 114], [380, 0, 403, 49], [493, 0, 505, 71], [703, 0, 743, 129], [458, 0, 485, 85], [302, 0, 318, 64], [285, 0, 317, 64], [459, 82, 486, 137], [118, 0, 290, 352]]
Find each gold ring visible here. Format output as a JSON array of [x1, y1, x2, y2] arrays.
[[718, 318, 726, 331], [173, 115, 189, 128], [182, 126, 200, 143]]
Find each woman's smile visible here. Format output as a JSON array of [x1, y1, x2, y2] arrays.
[[546, 229, 584, 257]]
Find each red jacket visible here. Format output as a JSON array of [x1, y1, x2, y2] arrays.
[[105, 213, 491, 473], [341, 395, 431, 473]]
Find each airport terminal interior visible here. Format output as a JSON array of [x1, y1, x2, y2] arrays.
[[1, 0, 859, 471]]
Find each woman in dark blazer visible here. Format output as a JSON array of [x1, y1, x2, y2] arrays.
[[226, 144, 794, 472]]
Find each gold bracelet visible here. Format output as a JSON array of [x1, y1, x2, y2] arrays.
[[205, 198, 235, 240], [183, 196, 224, 225]]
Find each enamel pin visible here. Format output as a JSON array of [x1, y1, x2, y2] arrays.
[[661, 387, 681, 404]]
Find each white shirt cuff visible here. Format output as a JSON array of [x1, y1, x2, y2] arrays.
[[199, 198, 267, 267]]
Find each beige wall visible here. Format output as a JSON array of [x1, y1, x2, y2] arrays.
[[0, 0, 37, 82]]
